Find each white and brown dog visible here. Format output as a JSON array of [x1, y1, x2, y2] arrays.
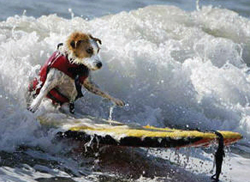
[[27, 32, 124, 113]]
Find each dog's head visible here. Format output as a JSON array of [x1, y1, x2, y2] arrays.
[[66, 32, 102, 70]]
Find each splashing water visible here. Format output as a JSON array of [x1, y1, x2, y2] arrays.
[[196, 0, 201, 11], [108, 104, 116, 121]]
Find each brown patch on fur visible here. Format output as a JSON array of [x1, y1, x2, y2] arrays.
[[66, 32, 92, 59]]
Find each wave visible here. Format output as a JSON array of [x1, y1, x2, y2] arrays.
[[0, 5, 250, 151]]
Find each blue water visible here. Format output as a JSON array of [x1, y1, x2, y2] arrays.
[[1, 0, 250, 21]]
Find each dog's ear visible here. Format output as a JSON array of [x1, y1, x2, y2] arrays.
[[89, 34, 102, 45]]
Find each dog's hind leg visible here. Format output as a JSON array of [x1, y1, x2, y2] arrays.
[[28, 69, 60, 112]]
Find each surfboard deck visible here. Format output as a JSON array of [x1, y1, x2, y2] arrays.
[[38, 113, 242, 148]]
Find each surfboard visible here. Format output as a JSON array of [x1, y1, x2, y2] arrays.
[[38, 113, 242, 148]]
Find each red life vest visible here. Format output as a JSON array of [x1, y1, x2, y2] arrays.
[[29, 51, 89, 105]]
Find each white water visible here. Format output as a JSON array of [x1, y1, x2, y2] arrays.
[[1, 5, 250, 181]]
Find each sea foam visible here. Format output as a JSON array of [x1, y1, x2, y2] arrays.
[[0, 5, 250, 150]]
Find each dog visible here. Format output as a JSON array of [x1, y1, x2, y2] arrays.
[[27, 32, 124, 113]]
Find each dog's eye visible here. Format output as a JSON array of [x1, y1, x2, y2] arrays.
[[86, 48, 93, 54]]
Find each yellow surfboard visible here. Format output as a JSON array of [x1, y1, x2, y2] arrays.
[[38, 113, 242, 148]]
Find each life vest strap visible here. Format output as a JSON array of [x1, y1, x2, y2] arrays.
[[74, 75, 84, 100], [47, 88, 69, 105]]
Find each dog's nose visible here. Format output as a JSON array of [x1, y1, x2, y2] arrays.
[[96, 62, 102, 69]]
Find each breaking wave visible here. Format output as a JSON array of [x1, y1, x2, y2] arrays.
[[1, 5, 250, 181]]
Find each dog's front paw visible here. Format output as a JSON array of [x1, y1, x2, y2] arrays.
[[28, 106, 37, 113], [28, 101, 40, 113], [112, 98, 125, 107]]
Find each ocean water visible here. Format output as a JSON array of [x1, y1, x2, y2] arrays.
[[1, 0, 250, 181]]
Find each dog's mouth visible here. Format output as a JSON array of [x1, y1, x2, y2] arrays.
[[83, 57, 102, 70], [71, 56, 102, 71]]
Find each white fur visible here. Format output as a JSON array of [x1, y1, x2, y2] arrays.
[[82, 55, 102, 71], [90, 39, 99, 54]]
